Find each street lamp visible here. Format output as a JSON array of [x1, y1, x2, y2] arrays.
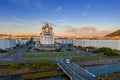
[[106, 68, 107, 79], [74, 66, 75, 80], [74, 65, 76, 80], [56, 54, 58, 61], [70, 53, 72, 60]]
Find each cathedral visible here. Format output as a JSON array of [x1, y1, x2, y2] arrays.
[[35, 23, 59, 51], [40, 23, 54, 44]]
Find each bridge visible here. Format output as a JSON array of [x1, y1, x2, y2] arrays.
[[57, 59, 97, 80]]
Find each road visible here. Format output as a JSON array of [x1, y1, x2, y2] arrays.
[[0, 43, 112, 80], [57, 58, 97, 80], [0, 44, 31, 62], [60, 44, 95, 57], [0, 43, 95, 62], [72, 48, 95, 56]]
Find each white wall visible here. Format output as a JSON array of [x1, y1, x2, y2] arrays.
[[0, 39, 16, 50], [73, 39, 120, 50], [16, 39, 29, 45], [8, 39, 16, 48], [55, 38, 73, 44], [0, 39, 7, 49], [40, 32, 54, 45]]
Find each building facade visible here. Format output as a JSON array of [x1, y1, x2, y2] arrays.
[[16, 38, 30, 45], [0, 39, 16, 50], [40, 23, 54, 44], [0, 38, 30, 50], [55, 38, 73, 44], [73, 39, 120, 50]]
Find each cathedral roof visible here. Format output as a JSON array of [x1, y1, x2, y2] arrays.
[[45, 23, 49, 28], [50, 27, 53, 30], [41, 23, 53, 30], [42, 26, 45, 29]]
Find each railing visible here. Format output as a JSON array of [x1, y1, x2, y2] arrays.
[[57, 59, 96, 80], [72, 62, 96, 78], [57, 62, 73, 80]]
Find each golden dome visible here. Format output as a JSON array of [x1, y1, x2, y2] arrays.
[[42, 26, 45, 29], [45, 23, 49, 28], [50, 27, 53, 30]]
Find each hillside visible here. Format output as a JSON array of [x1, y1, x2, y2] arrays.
[[106, 29, 120, 37]]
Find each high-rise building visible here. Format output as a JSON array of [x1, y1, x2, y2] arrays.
[[0, 39, 16, 50], [73, 39, 120, 50]]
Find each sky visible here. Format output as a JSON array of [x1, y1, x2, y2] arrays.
[[0, 0, 120, 37]]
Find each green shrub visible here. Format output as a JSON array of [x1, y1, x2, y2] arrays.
[[0, 49, 8, 53], [98, 47, 119, 56], [67, 48, 71, 51]]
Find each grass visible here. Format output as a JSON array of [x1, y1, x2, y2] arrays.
[[23, 71, 64, 80], [72, 54, 105, 62], [72, 54, 120, 63], [0, 60, 65, 79], [0, 60, 60, 77], [97, 71, 120, 80], [21, 53, 85, 58], [0, 60, 56, 70]]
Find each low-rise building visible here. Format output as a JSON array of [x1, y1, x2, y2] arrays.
[[55, 38, 73, 44], [16, 38, 29, 45], [73, 39, 120, 50]]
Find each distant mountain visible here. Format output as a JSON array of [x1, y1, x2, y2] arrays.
[[105, 29, 120, 37]]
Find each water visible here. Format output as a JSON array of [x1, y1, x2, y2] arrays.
[[0, 76, 24, 80], [84, 63, 120, 75], [1, 63, 120, 80]]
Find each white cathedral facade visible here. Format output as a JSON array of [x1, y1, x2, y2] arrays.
[[40, 23, 54, 45]]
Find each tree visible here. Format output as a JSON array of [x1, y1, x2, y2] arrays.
[[56, 48, 61, 51], [16, 44, 20, 47], [98, 47, 119, 56], [0, 49, 8, 53], [13, 47, 16, 49], [78, 46, 82, 49], [67, 48, 71, 51]]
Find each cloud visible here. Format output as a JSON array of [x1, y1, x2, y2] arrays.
[[0, 21, 37, 35], [56, 19, 70, 25], [55, 16, 72, 26], [81, 4, 91, 16], [56, 6, 62, 13], [36, 20, 56, 26], [58, 25, 112, 37], [81, 11, 88, 16], [0, 21, 25, 27], [12, 17, 25, 22]]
